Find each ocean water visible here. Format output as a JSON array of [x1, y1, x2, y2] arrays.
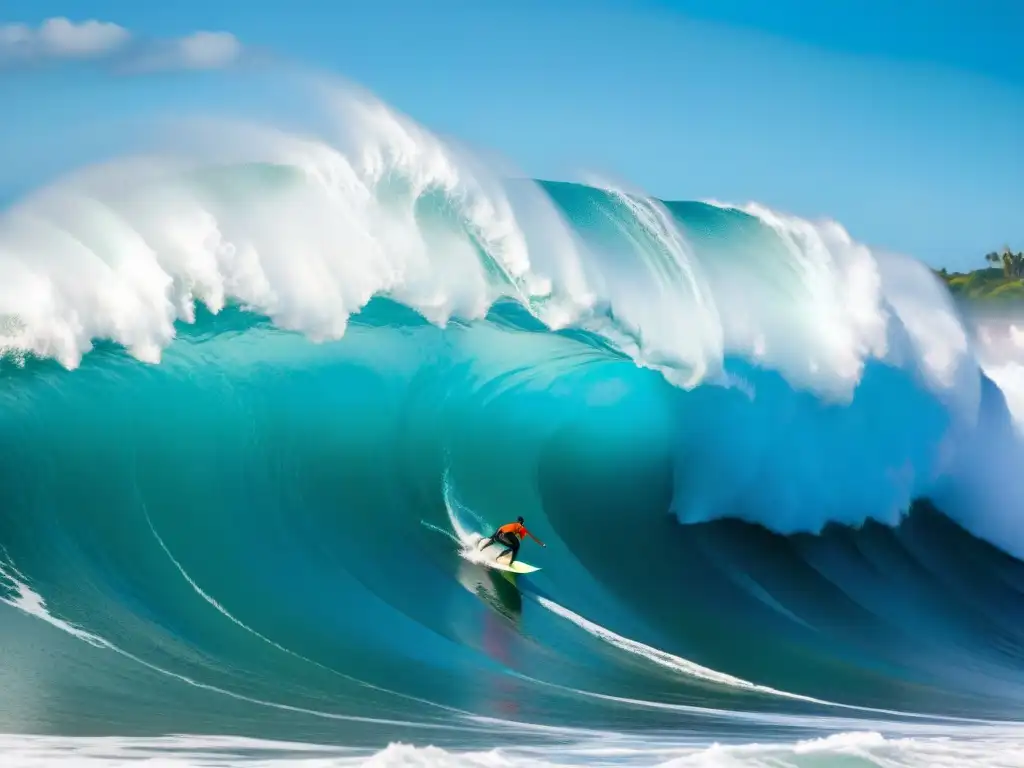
[[2, 73, 1024, 767]]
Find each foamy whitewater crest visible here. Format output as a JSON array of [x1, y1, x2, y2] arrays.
[[971, 316, 1024, 431], [0, 73, 959, 406], [870, 248, 978, 414], [660, 730, 1024, 768], [694, 199, 882, 399], [0, 80, 597, 369], [700, 200, 977, 408], [0, 72, 982, 411], [2, 730, 1023, 767], [0, 77, 735, 385], [579, 175, 724, 388]]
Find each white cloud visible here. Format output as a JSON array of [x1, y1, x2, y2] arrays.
[[0, 17, 129, 59], [38, 17, 131, 56], [176, 31, 242, 69], [127, 30, 244, 72], [0, 17, 243, 71]]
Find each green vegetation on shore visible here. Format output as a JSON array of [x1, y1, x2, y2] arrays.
[[936, 246, 1024, 301]]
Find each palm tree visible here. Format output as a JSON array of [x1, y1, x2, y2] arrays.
[[1002, 249, 1014, 278], [979, 247, 1021, 279]]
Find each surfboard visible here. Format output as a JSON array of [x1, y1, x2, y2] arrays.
[[482, 557, 541, 575], [466, 534, 541, 574]]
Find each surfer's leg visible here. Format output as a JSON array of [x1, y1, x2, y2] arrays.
[[501, 535, 520, 563], [479, 534, 496, 550], [494, 532, 512, 561]]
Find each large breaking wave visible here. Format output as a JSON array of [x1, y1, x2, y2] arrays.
[[2, 71, 1024, 766]]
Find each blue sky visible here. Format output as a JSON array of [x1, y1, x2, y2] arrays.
[[2, 0, 1023, 270]]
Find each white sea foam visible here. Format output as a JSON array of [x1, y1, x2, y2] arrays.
[[2, 729, 1023, 767]]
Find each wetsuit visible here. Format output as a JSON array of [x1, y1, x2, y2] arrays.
[[480, 521, 543, 564]]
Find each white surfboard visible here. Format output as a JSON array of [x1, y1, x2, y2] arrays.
[[465, 534, 541, 574], [483, 557, 541, 575]]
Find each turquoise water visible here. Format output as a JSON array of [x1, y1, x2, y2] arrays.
[[2, 76, 1024, 766]]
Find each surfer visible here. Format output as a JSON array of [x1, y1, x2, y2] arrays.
[[479, 516, 546, 564]]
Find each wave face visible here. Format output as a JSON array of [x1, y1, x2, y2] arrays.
[[3, 74, 1024, 766]]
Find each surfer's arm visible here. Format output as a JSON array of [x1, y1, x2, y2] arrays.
[[524, 527, 546, 547]]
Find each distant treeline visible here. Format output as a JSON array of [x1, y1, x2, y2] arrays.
[[935, 246, 1024, 301]]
